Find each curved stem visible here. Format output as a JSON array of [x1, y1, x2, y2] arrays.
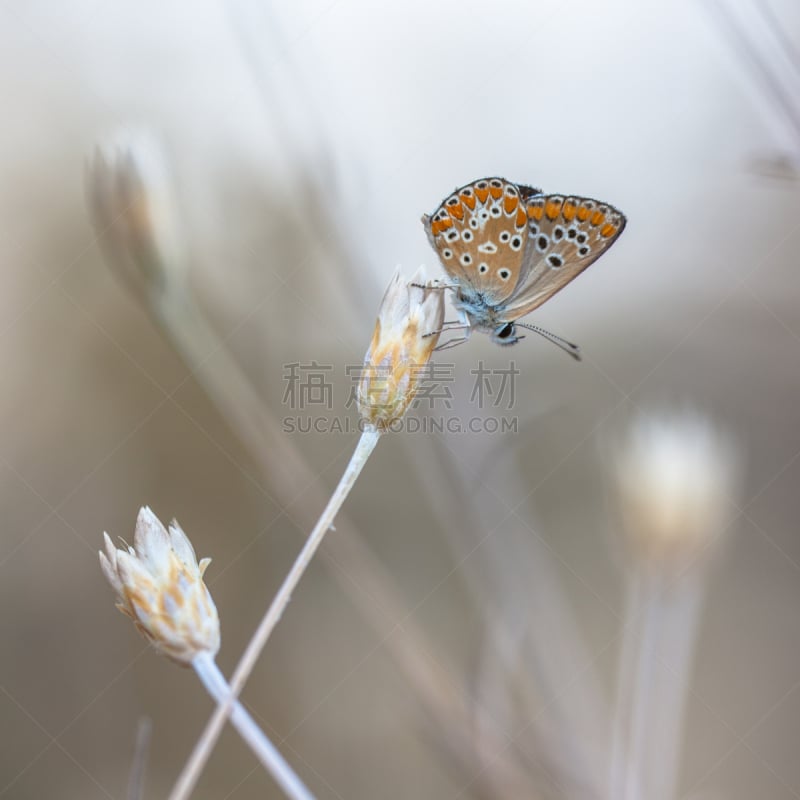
[[169, 427, 381, 800]]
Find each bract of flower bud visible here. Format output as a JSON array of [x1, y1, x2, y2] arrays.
[[100, 507, 219, 665], [357, 267, 445, 429]]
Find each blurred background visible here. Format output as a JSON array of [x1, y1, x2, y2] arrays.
[[1, 1, 799, 798]]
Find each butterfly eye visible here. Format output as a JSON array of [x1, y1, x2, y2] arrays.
[[497, 323, 514, 339], [536, 235, 549, 252], [478, 263, 489, 274], [490, 179, 503, 188], [576, 232, 588, 244], [499, 231, 511, 243], [567, 228, 577, 239], [460, 253, 472, 266], [442, 249, 453, 259], [510, 236, 522, 251], [552, 226, 565, 241], [490, 206, 502, 217], [462, 230, 473, 242], [447, 230, 459, 241], [498, 269, 511, 280], [547, 254, 563, 268], [578, 246, 590, 256], [529, 223, 539, 235], [469, 218, 479, 229]]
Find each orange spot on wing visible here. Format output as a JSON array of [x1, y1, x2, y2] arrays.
[[489, 185, 503, 199], [600, 222, 617, 238], [516, 207, 527, 227], [474, 187, 490, 203], [447, 202, 465, 220], [577, 206, 591, 221], [562, 202, 577, 221], [591, 210, 606, 226], [503, 195, 518, 214], [528, 204, 544, 221], [431, 218, 453, 236], [460, 193, 476, 210], [545, 200, 562, 220]]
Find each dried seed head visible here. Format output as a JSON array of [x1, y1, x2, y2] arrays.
[[357, 267, 445, 429], [100, 507, 220, 665], [613, 412, 740, 568], [86, 132, 184, 297]]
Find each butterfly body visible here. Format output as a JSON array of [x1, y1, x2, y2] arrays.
[[422, 177, 626, 351], [449, 285, 521, 345]]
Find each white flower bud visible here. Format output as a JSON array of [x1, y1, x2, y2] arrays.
[[100, 507, 219, 665], [357, 267, 445, 429]]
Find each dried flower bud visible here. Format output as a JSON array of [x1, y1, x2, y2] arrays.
[[86, 132, 184, 297], [357, 267, 445, 429], [612, 412, 740, 567], [100, 507, 220, 665]]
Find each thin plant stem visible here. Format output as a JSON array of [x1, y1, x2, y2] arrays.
[[706, 0, 800, 145], [609, 570, 644, 800], [192, 652, 314, 800], [624, 570, 663, 800], [645, 573, 704, 800], [609, 568, 705, 800], [169, 427, 381, 800], [126, 718, 151, 800], [755, 0, 800, 78]]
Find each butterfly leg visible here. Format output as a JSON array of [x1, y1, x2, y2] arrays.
[[433, 333, 471, 351], [430, 309, 472, 350]]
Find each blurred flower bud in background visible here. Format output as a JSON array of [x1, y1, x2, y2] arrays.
[[612, 411, 741, 570], [86, 132, 185, 299]]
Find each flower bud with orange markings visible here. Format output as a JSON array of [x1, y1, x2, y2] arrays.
[[357, 267, 445, 429], [100, 507, 220, 665]]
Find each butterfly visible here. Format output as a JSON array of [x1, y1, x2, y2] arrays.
[[422, 177, 626, 358]]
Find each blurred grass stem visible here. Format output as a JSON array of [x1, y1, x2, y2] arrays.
[[609, 568, 706, 800]]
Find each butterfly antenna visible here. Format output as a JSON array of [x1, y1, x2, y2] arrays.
[[516, 323, 582, 361], [409, 281, 459, 291]]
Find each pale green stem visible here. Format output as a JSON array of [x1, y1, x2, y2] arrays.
[[192, 652, 314, 800], [169, 427, 381, 800]]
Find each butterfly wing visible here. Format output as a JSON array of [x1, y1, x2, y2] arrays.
[[422, 177, 539, 305], [501, 194, 626, 320]]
